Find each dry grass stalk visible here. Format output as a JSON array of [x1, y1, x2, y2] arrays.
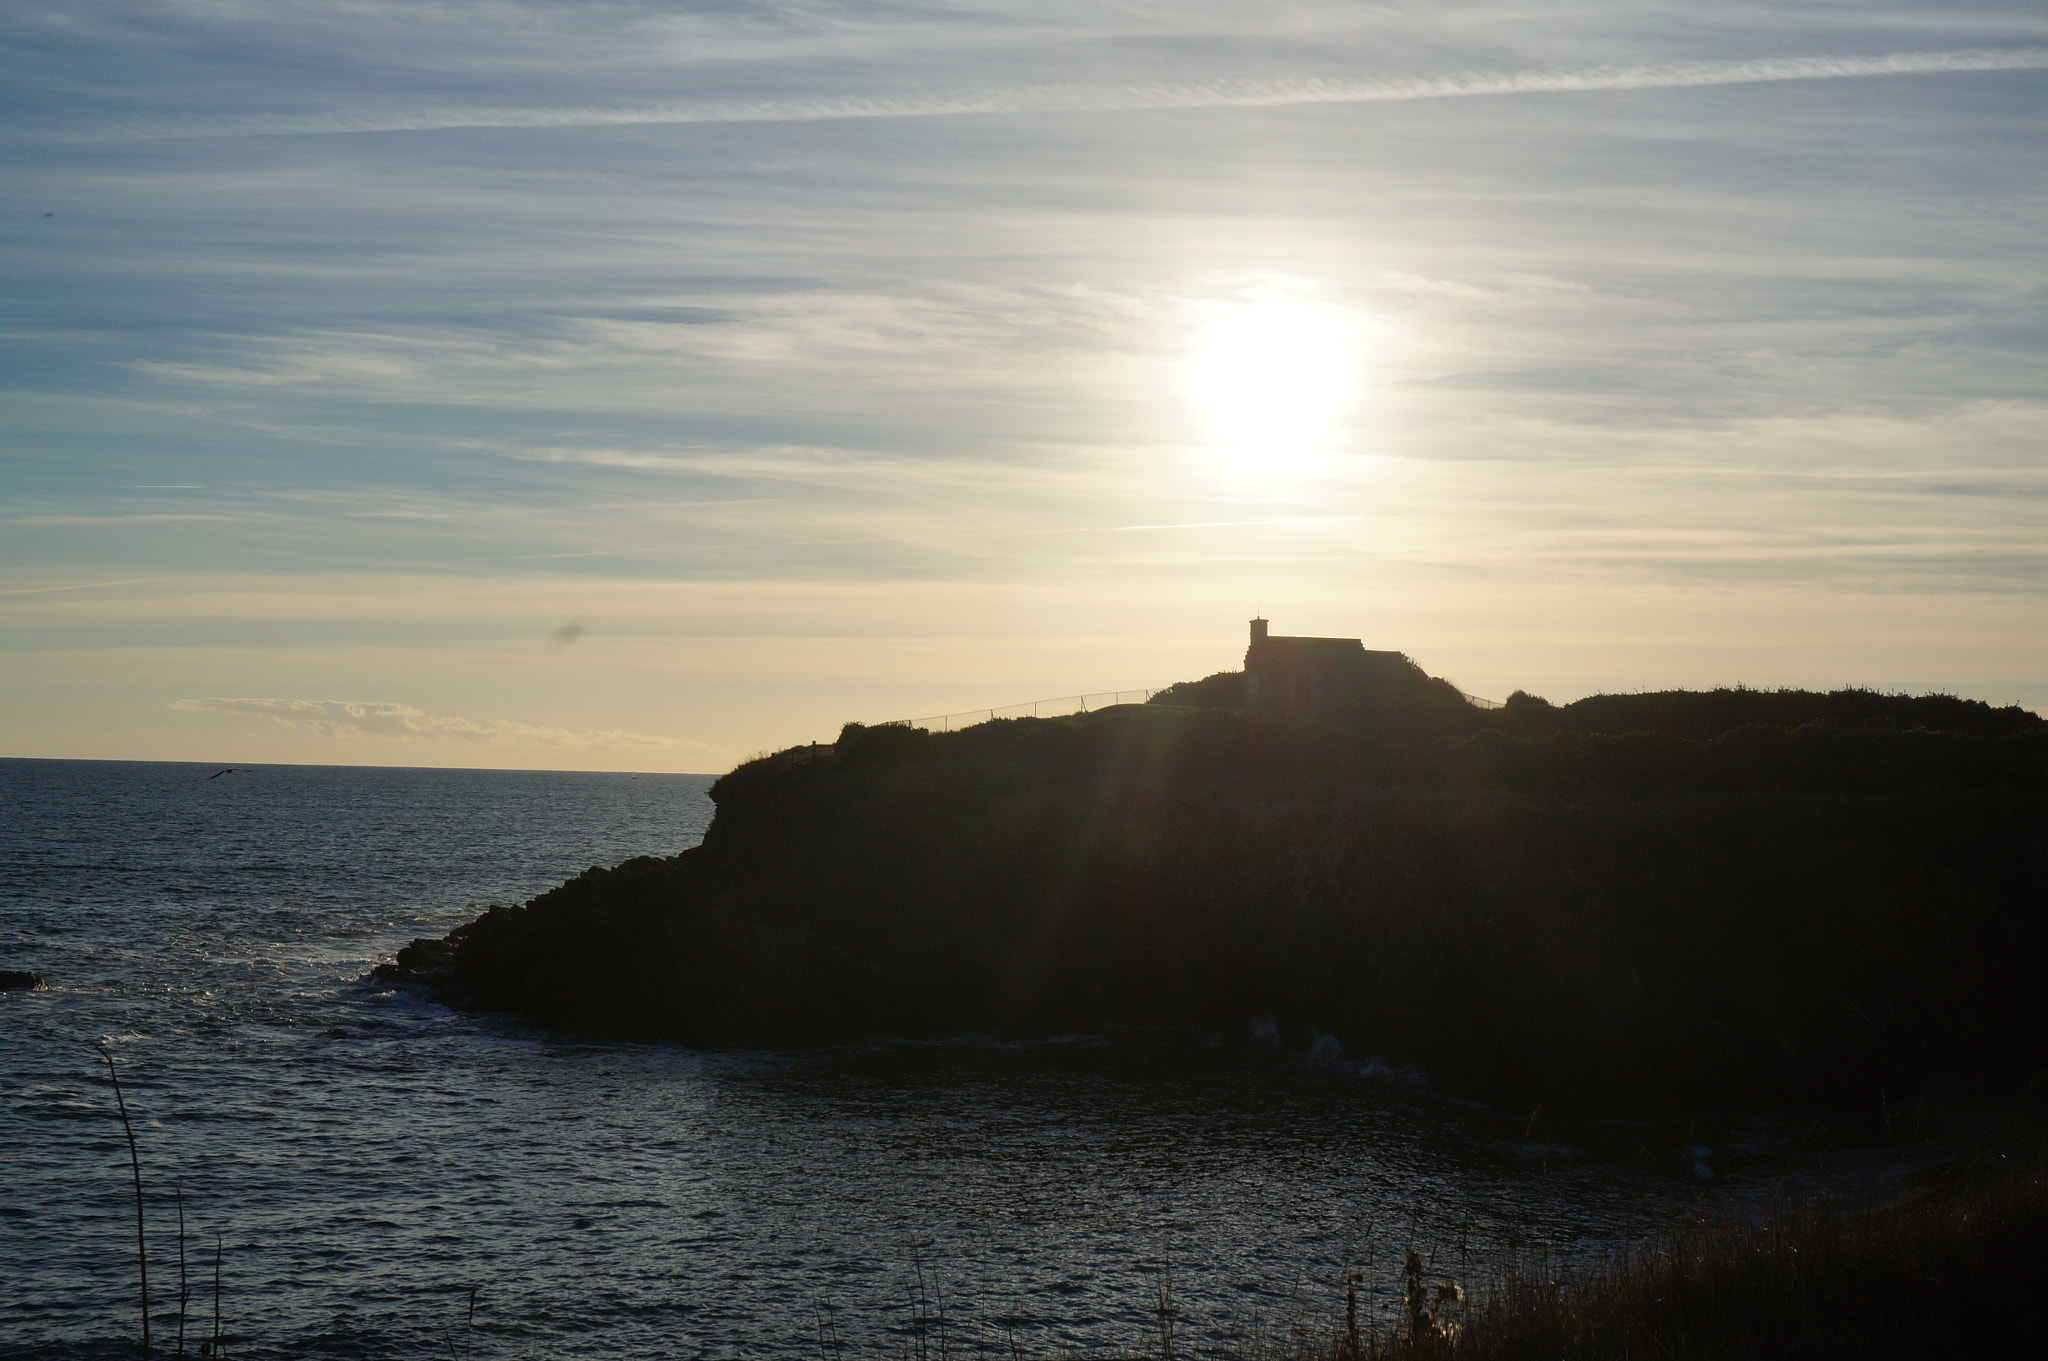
[[93, 1041, 150, 1359]]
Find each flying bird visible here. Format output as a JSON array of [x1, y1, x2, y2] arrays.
[[207, 768, 235, 779]]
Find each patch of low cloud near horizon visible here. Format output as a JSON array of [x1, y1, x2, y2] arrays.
[[171, 697, 702, 753]]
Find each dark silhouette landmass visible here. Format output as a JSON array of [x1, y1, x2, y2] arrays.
[[381, 665, 2048, 1108]]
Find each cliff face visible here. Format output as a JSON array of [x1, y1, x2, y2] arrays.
[[397, 698, 2048, 1108]]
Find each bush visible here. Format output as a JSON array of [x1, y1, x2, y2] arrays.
[[1391, 1176, 2048, 1361], [1147, 670, 1246, 709]]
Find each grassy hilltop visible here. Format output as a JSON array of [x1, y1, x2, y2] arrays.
[[390, 664, 2048, 1108]]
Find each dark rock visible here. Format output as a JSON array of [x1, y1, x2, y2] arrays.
[[370, 917, 499, 994], [1, 971, 49, 991], [372, 934, 459, 990], [382, 689, 2048, 1110]]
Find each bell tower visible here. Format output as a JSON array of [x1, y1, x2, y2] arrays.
[[1245, 618, 1271, 709]]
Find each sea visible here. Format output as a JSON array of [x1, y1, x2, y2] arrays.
[[2, 757, 1929, 1360]]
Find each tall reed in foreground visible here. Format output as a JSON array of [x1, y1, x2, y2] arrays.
[[175, 1185, 188, 1358], [208, 1233, 223, 1357], [93, 1041, 149, 1359]]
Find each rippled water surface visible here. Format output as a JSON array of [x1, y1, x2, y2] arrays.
[[4, 758, 1858, 1359]]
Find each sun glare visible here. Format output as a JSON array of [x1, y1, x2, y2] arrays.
[[1185, 292, 1365, 476]]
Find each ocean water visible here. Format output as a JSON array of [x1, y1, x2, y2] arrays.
[[2, 758, 1884, 1360]]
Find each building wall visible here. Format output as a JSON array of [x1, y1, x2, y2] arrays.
[[1243, 619, 1373, 716]]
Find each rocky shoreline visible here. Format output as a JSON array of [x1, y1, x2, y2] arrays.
[[377, 685, 2048, 1110]]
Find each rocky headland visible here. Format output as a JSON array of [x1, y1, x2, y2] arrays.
[[380, 661, 2048, 1108]]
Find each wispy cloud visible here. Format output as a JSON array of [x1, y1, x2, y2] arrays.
[[6, 513, 250, 525], [171, 697, 705, 753], [37, 48, 2048, 142], [0, 578, 154, 597]]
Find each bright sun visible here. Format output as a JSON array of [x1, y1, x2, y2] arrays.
[[1185, 293, 1363, 476]]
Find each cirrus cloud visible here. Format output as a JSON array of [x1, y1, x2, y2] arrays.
[[31, 47, 2048, 142]]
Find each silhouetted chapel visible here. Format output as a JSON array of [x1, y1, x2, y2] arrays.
[[1242, 618, 1412, 717]]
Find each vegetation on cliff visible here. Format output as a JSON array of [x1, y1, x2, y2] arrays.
[[1346, 1173, 2048, 1361], [382, 674, 2048, 1108]]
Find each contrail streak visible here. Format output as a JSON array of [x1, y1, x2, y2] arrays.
[[35, 47, 2048, 142]]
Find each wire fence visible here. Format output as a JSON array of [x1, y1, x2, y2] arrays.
[[881, 690, 1164, 732], [882, 685, 1505, 730]]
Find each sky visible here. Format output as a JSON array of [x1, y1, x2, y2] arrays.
[[3, 1, 2045, 773]]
